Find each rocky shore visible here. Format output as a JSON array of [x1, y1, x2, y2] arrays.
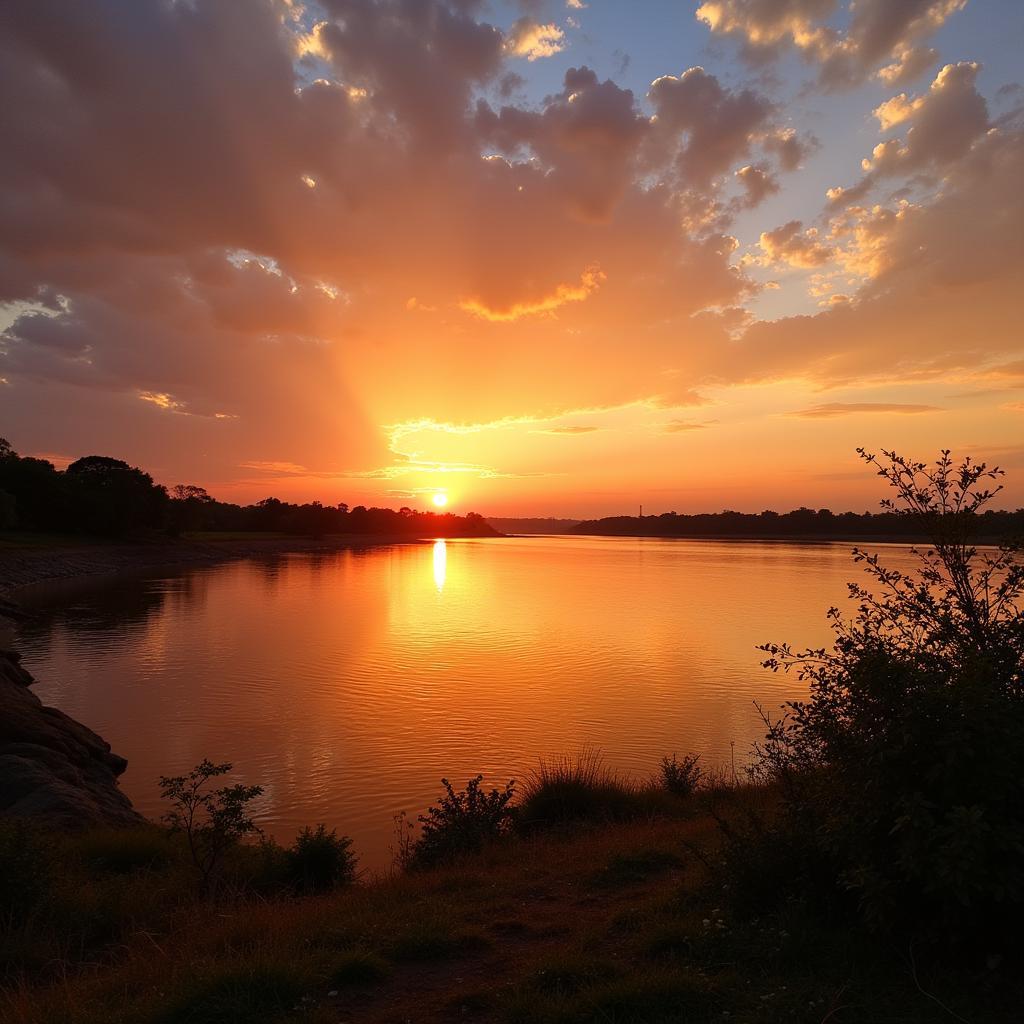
[[0, 534, 415, 830], [0, 643, 142, 829]]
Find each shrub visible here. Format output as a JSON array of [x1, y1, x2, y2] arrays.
[[757, 449, 1024, 948], [158, 759, 263, 893], [285, 824, 356, 893], [405, 775, 516, 870], [658, 753, 703, 798], [0, 821, 49, 923]]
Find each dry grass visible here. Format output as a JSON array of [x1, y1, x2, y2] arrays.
[[517, 749, 683, 830]]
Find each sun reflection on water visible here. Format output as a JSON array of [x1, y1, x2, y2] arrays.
[[432, 539, 447, 591]]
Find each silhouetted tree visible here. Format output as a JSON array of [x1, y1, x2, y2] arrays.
[[65, 455, 168, 536]]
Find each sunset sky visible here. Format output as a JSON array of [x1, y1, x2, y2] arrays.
[[2, 0, 1023, 515]]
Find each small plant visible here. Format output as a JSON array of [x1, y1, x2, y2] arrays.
[[405, 775, 516, 870], [285, 824, 356, 893], [158, 759, 263, 893], [658, 753, 703, 797]]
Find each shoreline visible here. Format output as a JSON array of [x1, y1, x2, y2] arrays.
[[0, 533, 432, 604], [568, 529, 1008, 544]]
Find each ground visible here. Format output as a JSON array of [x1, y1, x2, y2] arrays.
[[3, 808, 1017, 1024]]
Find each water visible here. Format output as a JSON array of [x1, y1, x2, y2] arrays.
[[14, 536, 915, 869]]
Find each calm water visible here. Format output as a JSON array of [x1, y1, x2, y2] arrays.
[[15, 536, 914, 868]]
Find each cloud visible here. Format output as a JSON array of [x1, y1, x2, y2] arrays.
[[239, 460, 309, 475], [138, 391, 187, 413], [763, 128, 817, 171], [734, 163, 780, 208], [792, 402, 944, 418], [458, 265, 605, 321], [696, 0, 966, 90], [504, 18, 566, 61], [877, 46, 939, 87], [647, 67, 775, 188], [663, 420, 709, 432], [865, 63, 987, 172], [476, 66, 649, 220], [828, 63, 989, 206], [533, 425, 600, 434], [757, 220, 833, 268]]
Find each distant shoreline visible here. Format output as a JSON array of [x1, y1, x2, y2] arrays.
[[568, 530, 958, 545]]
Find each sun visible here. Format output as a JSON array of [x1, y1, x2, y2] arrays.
[[431, 492, 448, 508]]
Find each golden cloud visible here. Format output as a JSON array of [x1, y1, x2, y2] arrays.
[[504, 18, 566, 61], [458, 266, 606, 322]]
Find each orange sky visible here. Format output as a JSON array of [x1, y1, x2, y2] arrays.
[[1, 0, 1023, 516]]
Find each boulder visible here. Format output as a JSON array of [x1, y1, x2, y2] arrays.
[[0, 648, 142, 829]]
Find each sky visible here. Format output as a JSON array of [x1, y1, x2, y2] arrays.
[[1, 0, 1023, 516]]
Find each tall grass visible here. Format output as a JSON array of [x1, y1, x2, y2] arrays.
[[517, 750, 679, 830]]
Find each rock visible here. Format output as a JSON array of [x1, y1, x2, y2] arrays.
[[0, 650, 142, 829]]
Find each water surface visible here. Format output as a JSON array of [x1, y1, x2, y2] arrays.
[[16, 536, 913, 868]]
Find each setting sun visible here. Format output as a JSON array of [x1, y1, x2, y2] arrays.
[[431, 493, 448, 508]]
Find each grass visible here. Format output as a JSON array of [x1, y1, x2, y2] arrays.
[[516, 750, 685, 831], [1, 796, 1020, 1023], [327, 949, 390, 987]]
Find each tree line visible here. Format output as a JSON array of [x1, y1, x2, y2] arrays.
[[0, 438, 498, 540], [571, 504, 1024, 541]]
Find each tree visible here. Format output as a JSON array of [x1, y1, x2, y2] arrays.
[[759, 449, 1024, 946], [66, 455, 168, 535], [158, 760, 263, 894], [0, 453, 66, 531], [171, 484, 212, 502]]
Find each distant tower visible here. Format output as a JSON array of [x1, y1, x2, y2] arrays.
[[639, 504, 643, 518]]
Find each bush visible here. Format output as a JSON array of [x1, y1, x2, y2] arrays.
[[405, 775, 516, 870], [658, 753, 703, 798], [757, 449, 1024, 948], [285, 824, 356, 893]]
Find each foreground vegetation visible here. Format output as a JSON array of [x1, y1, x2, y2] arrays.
[[3, 448, 1022, 1021], [3, 783, 1020, 1024]]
